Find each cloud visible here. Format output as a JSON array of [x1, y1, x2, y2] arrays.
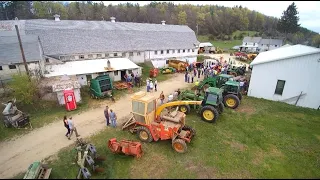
[[100, 1, 320, 33]]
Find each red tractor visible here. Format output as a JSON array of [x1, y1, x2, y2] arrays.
[[122, 91, 198, 153]]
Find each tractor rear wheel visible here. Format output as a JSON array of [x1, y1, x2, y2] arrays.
[[218, 103, 225, 114], [3, 119, 12, 128], [224, 94, 240, 109], [172, 139, 187, 153], [200, 106, 219, 123], [179, 105, 191, 114], [182, 125, 196, 136], [136, 126, 153, 143]]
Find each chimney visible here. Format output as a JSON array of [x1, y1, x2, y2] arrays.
[[161, 20, 166, 25], [110, 17, 116, 23], [54, 14, 60, 21]]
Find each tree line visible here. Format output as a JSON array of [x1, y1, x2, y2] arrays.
[[0, 1, 319, 47]]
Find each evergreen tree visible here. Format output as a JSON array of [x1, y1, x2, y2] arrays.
[[277, 2, 300, 41]]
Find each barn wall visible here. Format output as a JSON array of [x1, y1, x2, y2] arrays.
[[248, 53, 320, 109]]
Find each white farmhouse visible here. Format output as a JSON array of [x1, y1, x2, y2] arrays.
[[248, 44, 320, 109], [240, 36, 283, 52]]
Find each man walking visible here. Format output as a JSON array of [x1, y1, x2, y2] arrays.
[[104, 106, 110, 126], [109, 109, 117, 128], [159, 91, 165, 105], [154, 79, 158, 92], [67, 117, 80, 140]]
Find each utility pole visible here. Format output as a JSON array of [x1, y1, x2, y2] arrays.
[[15, 25, 30, 77], [196, 24, 199, 36]]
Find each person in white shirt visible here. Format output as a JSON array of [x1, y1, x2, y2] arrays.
[[239, 81, 245, 93], [146, 79, 150, 92], [168, 94, 174, 102], [149, 81, 154, 92], [67, 117, 80, 140]]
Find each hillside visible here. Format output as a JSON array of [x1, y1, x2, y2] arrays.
[[0, 1, 318, 46]]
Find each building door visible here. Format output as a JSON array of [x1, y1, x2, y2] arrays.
[[121, 70, 126, 81]]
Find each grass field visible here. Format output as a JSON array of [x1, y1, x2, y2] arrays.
[[197, 31, 258, 50], [18, 96, 320, 179]]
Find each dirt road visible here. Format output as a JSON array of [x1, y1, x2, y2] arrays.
[[0, 73, 198, 178]]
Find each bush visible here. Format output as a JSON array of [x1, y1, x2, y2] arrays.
[[8, 74, 39, 105], [209, 34, 216, 41]]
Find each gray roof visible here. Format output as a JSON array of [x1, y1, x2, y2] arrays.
[[0, 35, 42, 65], [260, 38, 283, 46], [21, 19, 198, 56], [243, 36, 262, 43]]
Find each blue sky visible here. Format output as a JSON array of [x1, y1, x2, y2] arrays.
[[99, 1, 320, 33]]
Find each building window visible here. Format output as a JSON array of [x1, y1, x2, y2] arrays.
[[70, 56, 75, 60], [154, 51, 158, 55], [0, 66, 2, 70], [114, 71, 118, 76], [275, 80, 286, 95], [121, 53, 126, 57], [178, 49, 180, 53], [128, 70, 133, 74], [275, 45, 278, 47], [88, 54, 93, 59], [161, 50, 164, 54], [129, 52, 133, 56], [167, 50, 169, 54], [45, 58, 49, 63], [192, 49, 194, 52], [261, 44, 264, 46], [172, 50, 175, 53], [188, 49, 190, 52], [80, 55, 84, 59], [97, 54, 102, 58], [183, 49, 186, 53], [9, 65, 16, 69], [114, 53, 118, 57], [137, 52, 141, 56], [105, 53, 109, 57]]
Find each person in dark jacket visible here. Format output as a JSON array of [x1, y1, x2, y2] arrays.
[[104, 106, 110, 126], [63, 115, 70, 137]]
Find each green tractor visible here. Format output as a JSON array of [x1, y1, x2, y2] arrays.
[[177, 87, 225, 123], [227, 65, 246, 77], [197, 74, 242, 109], [90, 74, 114, 99]]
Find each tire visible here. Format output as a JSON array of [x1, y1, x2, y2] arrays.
[[200, 105, 219, 123], [178, 105, 191, 114], [223, 94, 240, 109], [218, 103, 224, 114], [172, 139, 187, 153], [182, 125, 196, 137], [3, 120, 12, 128], [238, 93, 243, 101], [136, 126, 153, 143]]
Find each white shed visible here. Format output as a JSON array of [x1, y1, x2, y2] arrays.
[[248, 44, 320, 109]]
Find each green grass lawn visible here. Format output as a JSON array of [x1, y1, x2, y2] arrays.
[[197, 31, 259, 50], [20, 96, 320, 179]]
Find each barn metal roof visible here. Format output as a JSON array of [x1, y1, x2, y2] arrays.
[[18, 19, 198, 56], [0, 35, 42, 65], [250, 44, 320, 66], [44, 58, 140, 77]]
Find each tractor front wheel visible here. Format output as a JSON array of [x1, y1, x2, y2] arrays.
[[136, 126, 153, 143], [238, 93, 243, 101], [182, 125, 196, 137], [172, 139, 187, 153], [179, 105, 191, 114], [200, 106, 219, 123], [224, 94, 240, 109]]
